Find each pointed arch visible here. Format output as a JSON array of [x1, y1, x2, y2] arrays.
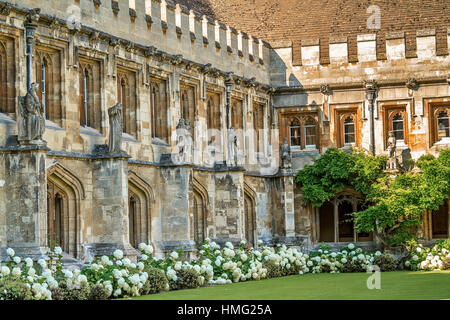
[[0, 40, 7, 113], [46, 161, 85, 258], [192, 177, 209, 244], [243, 182, 257, 247], [128, 170, 154, 246]]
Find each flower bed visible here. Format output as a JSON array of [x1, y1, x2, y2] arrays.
[[404, 239, 450, 271], [0, 239, 449, 300]]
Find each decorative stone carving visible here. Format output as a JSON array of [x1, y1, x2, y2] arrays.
[[0, 3, 12, 16], [245, 77, 257, 88], [406, 78, 419, 96], [320, 84, 332, 95], [406, 78, 419, 90], [175, 118, 192, 163], [89, 31, 100, 42], [144, 45, 157, 57], [26, 8, 41, 23], [201, 63, 212, 74], [386, 131, 397, 170], [171, 54, 183, 65], [18, 83, 46, 144], [280, 137, 292, 169], [108, 102, 123, 153]]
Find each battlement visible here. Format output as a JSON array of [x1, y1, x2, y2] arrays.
[[270, 28, 450, 88], [272, 28, 449, 67], [4, 0, 270, 83]]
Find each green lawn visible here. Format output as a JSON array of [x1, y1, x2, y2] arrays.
[[128, 271, 450, 300]]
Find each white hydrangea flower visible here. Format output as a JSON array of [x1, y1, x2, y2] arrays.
[[347, 243, 355, 250], [113, 249, 124, 260], [170, 251, 179, 260], [24, 257, 33, 267], [54, 247, 63, 255], [28, 267, 36, 277], [11, 267, 21, 277], [6, 248, 15, 257]]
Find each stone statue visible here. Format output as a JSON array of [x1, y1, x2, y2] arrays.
[[18, 83, 46, 144], [227, 127, 238, 166], [233, 135, 238, 166], [176, 118, 192, 163], [280, 137, 291, 169], [108, 102, 123, 153], [386, 131, 397, 170]]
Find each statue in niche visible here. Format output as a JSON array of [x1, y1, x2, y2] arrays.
[[280, 137, 292, 169], [108, 102, 123, 153], [176, 118, 192, 163], [386, 131, 397, 170], [18, 83, 46, 144], [228, 127, 238, 167]]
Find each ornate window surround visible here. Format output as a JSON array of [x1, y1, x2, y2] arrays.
[[425, 98, 450, 146], [280, 110, 320, 151], [380, 103, 409, 149], [334, 108, 359, 148]]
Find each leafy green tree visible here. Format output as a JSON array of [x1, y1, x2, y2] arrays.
[[295, 148, 450, 249]]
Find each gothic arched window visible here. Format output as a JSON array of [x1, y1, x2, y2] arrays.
[[79, 66, 91, 127]]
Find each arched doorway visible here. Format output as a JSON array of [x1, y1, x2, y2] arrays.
[[128, 171, 154, 248], [317, 192, 373, 243], [338, 200, 354, 242], [46, 163, 85, 257], [47, 182, 65, 251], [128, 194, 138, 248], [319, 201, 334, 242], [193, 189, 206, 244], [432, 201, 449, 239], [244, 193, 256, 248]]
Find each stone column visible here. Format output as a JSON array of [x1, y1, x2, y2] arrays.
[[272, 168, 297, 246], [0, 144, 49, 260], [82, 153, 138, 261], [213, 169, 245, 246], [280, 169, 296, 243], [364, 80, 378, 156], [157, 165, 196, 253]]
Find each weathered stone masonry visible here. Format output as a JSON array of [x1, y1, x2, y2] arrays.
[[0, 0, 449, 261]]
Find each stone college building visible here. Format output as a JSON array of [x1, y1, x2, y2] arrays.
[[0, 0, 448, 262]]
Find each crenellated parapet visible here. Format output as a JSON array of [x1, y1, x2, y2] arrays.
[[3, 0, 270, 84], [271, 28, 450, 88]]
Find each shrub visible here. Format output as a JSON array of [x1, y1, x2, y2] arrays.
[[51, 279, 90, 300], [442, 257, 450, 270], [0, 278, 32, 300], [372, 253, 398, 271], [170, 269, 200, 291], [341, 260, 366, 273], [262, 261, 288, 278], [142, 267, 168, 295], [89, 284, 111, 300]]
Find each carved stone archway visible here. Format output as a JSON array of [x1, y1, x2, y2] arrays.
[[128, 171, 155, 247], [47, 161, 85, 257]]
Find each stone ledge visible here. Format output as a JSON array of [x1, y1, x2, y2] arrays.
[[0, 144, 50, 153]]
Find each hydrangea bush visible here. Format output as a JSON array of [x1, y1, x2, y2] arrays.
[[0, 239, 448, 300], [404, 239, 450, 271]]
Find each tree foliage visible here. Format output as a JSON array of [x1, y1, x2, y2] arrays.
[[295, 148, 450, 248]]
